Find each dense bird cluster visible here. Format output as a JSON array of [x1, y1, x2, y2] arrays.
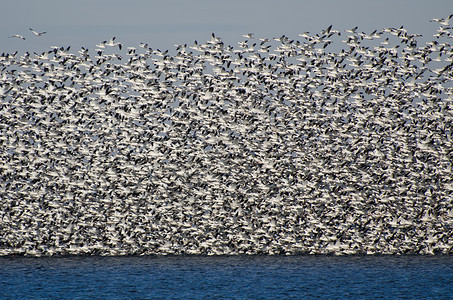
[[1, 18, 453, 256]]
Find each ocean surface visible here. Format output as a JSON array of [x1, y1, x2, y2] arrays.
[[1, 255, 452, 299]]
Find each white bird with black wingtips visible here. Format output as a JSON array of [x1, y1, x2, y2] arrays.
[[9, 34, 25, 40], [29, 28, 46, 36]]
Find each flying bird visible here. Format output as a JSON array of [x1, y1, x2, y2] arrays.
[[431, 14, 453, 26], [29, 28, 47, 36], [9, 34, 25, 40], [242, 33, 255, 39]]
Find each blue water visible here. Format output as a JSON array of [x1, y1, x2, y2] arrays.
[[1, 255, 452, 299]]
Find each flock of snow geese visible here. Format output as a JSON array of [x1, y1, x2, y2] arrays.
[[1, 16, 453, 256]]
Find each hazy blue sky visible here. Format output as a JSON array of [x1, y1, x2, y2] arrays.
[[1, 0, 452, 53]]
